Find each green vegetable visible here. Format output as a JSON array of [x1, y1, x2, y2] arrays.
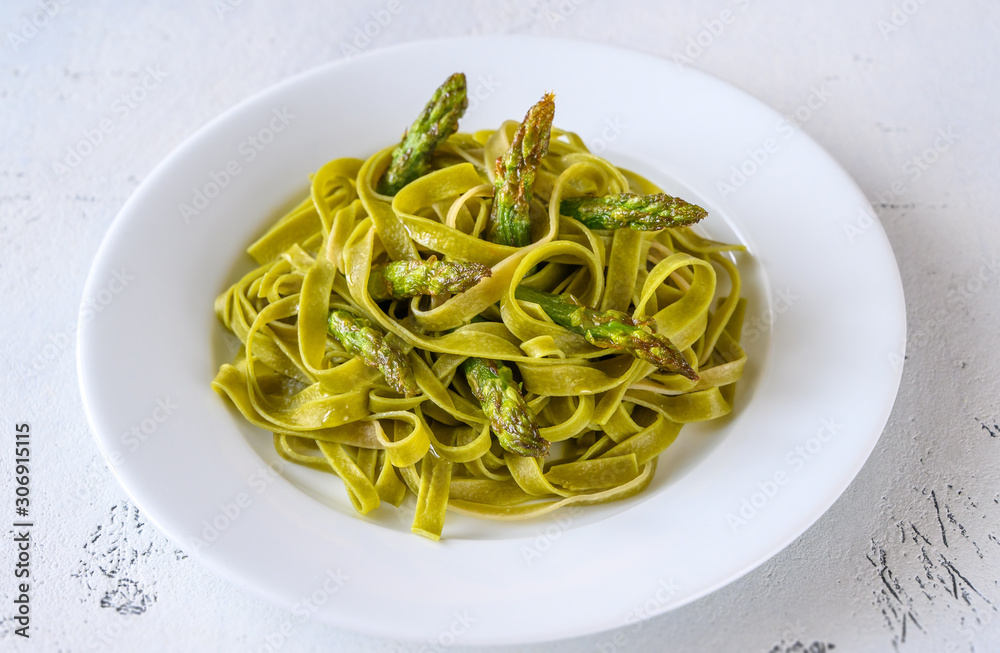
[[367, 257, 492, 301], [377, 72, 468, 196], [561, 192, 707, 231], [514, 286, 699, 380], [461, 357, 549, 458], [327, 309, 418, 396], [488, 92, 555, 247]]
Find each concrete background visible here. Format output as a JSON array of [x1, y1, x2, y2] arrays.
[[1, 0, 998, 651]]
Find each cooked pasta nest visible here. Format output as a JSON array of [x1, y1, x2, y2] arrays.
[[212, 123, 748, 540]]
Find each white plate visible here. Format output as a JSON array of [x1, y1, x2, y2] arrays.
[[78, 37, 905, 645]]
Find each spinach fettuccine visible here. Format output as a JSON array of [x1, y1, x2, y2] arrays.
[[212, 73, 748, 540]]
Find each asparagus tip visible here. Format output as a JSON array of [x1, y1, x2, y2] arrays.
[[463, 357, 549, 458]]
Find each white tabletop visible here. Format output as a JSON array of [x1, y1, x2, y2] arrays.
[[3, 1, 999, 651]]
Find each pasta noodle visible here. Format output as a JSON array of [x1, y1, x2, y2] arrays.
[[212, 123, 748, 540]]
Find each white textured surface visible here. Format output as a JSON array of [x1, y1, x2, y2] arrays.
[[1, 1, 998, 652]]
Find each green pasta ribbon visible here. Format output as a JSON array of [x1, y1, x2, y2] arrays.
[[211, 124, 748, 540]]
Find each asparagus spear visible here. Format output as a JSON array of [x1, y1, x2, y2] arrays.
[[367, 257, 492, 301], [488, 92, 555, 247], [377, 72, 469, 196], [514, 286, 699, 380], [461, 357, 549, 458], [561, 192, 707, 231], [327, 309, 418, 397]]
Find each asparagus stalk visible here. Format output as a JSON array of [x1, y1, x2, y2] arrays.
[[367, 257, 492, 301], [327, 309, 419, 397], [377, 72, 469, 196], [514, 286, 699, 380], [488, 92, 555, 247], [560, 192, 707, 231], [461, 357, 549, 458]]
